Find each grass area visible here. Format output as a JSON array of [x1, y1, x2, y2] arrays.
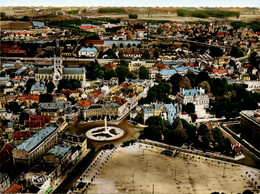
[[67, 10, 79, 15], [177, 9, 240, 19], [50, 7, 62, 10], [98, 7, 126, 14]]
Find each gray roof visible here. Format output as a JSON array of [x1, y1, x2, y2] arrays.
[[63, 68, 84, 75], [37, 68, 53, 74]]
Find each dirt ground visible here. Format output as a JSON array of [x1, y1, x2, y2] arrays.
[[0, 21, 32, 31], [88, 144, 257, 193]]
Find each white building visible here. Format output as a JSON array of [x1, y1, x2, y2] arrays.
[[78, 47, 97, 58], [177, 87, 209, 119]]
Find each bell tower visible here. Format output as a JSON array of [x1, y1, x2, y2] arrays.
[[53, 58, 63, 89]]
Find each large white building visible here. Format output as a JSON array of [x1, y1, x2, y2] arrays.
[[177, 87, 209, 119]]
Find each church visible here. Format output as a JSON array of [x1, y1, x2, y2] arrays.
[[35, 58, 85, 89]]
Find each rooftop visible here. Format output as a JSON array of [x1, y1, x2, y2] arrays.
[[15, 125, 57, 153], [46, 144, 71, 160], [63, 68, 84, 74]]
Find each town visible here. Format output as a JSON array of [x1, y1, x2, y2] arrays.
[[0, 5, 260, 194]]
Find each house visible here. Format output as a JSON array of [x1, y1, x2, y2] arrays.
[[30, 81, 47, 95], [123, 52, 142, 58], [177, 88, 209, 119], [78, 47, 97, 58]]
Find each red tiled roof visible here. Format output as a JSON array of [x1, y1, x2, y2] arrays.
[[18, 94, 39, 101], [61, 89, 82, 95], [78, 99, 91, 107], [85, 40, 104, 45], [113, 96, 127, 106], [233, 145, 242, 153], [213, 68, 227, 74], [0, 144, 14, 164], [79, 25, 94, 30], [4, 184, 22, 193], [13, 131, 31, 139], [105, 63, 117, 69]]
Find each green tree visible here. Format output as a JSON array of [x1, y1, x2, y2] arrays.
[[19, 112, 30, 125], [116, 65, 131, 83], [183, 103, 195, 115], [230, 46, 244, 58], [198, 81, 211, 93], [127, 43, 131, 48], [139, 66, 149, 79], [119, 43, 124, 48], [39, 93, 53, 102], [25, 79, 35, 93], [129, 14, 138, 19], [104, 68, 117, 80], [209, 46, 223, 58], [46, 82, 55, 94], [198, 124, 209, 136]]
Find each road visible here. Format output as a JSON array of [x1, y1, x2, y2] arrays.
[[53, 149, 100, 194]]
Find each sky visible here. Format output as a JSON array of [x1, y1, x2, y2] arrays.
[[1, 0, 260, 7]]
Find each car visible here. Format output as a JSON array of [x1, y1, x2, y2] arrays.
[[161, 150, 174, 156]]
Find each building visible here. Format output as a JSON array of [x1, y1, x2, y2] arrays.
[[0, 173, 10, 193], [78, 47, 97, 58], [240, 110, 260, 149], [24, 115, 51, 128], [142, 103, 181, 124], [39, 102, 70, 122], [30, 81, 47, 95], [4, 184, 22, 193], [177, 88, 209, 118], [35, 58, 85, 89], [44, 144, 72, 177], [12, 125, 58, 166]]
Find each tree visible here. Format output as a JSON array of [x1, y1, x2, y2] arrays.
[[198, 124, 209, 136], [154, 51, 159, 59], [197, 71, 210, 83], [230, 46, 244, 58], [170, 74, 182, 93], [137, 44, 142, 48], [19, 112, 30, 125], [143, 51, 150, 59], [129, 14, 138, 19], [119, 43, 124, 48], [25, 79, 35, 93], [179, 76, 192, 90], [119, 60, 129, 67], [39, 93, 53, 102], [139, 66, 149, 79], [127, 43, 131, 48], [104, 68, 117, 80], [116, 65, 131, 84], [46, 82, 55, 94], [6, 101, 21, 114], [198, 81, 210, 93], [212, 128, 224, 149], [172, 127, 188, 146], [209, 46, 223, 58], [183, 103, 195, 115]]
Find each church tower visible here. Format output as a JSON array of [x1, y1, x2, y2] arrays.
[[53, 58, 63, 89]]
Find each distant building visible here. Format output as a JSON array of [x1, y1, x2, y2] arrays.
[[78, 47, 97, 58], [177, 88, 209, 119], [142, 103, 181, 124], [30, 81, 47, 95]]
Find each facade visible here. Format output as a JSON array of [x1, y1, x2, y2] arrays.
[[177, 88, 209, 118], [39, 102, 70, 122], [12, 125, 58, 166], [78, 47, 97, 58], [142, 103, 181, 124], [240, 110, 260, 148], [35, 58, 85, 89], [30, 81, 47, 95], [0, 173, 10, 193]]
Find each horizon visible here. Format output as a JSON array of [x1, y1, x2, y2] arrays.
[[1, 0, 260, 8]]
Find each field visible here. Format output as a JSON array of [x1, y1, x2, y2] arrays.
[[0, 21, 32, 30], [88, 144, 258, 193]]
